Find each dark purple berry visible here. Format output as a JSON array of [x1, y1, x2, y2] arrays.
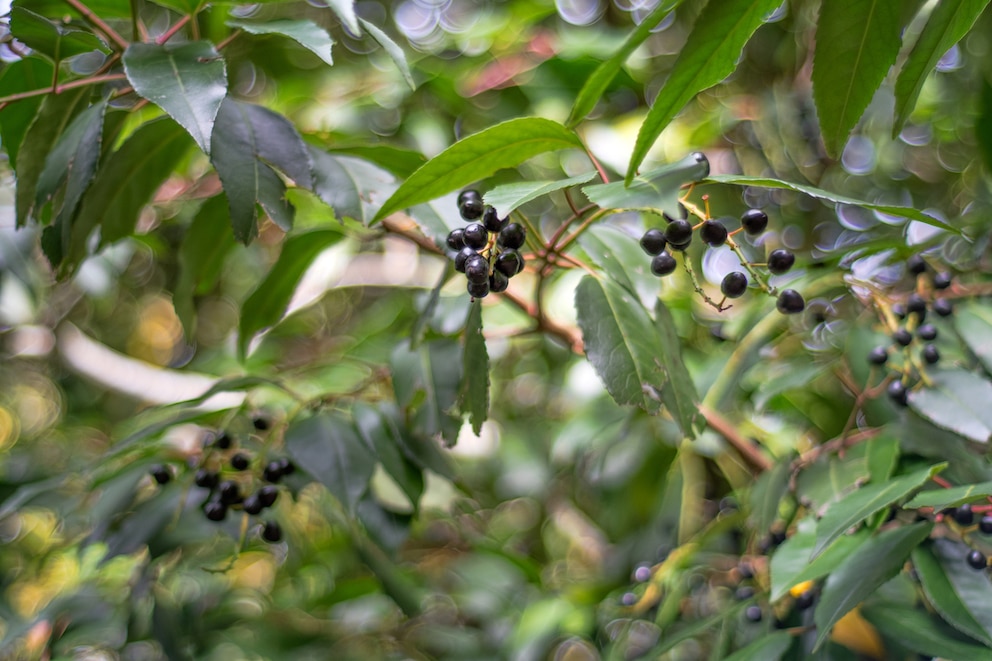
[[776, 289, 805, 314], [204, 501, 227, 521], [150, 465, 171, 485], [464, 254, 489, 284], [214, 433, 233, 450], [745, 605, 763, 622], [243, 493, 264, 515], [741, 209, 768, 235], [495, 250, 523, 277], [795, 590, 815, 610], [194, 469, 219, 489], [252, 416, 270, 431], [219, 480, 242, 505], [277, 458, 295, 475], [700, 220, 728, 247], [955, 504, 975, 526], [917, 324, 937, 341], [665, 219, 693, 246], [632, 564, 652, 582], [932, 298, 953, 317], [620, 592, 638, 607], [735, 586, 755, 601], [457, 189, 481, 207], [454, 247, 476, 273], [868, 346, 888, 365], [489, 270, 509, 293], [721, 272, 748, 298], [467, 279, 489, 299], [967, 549, 987, 570], [980, 516, 992, 534], [463, 223, 488, 250], [262, 521, 283, 543], [263, 461, 283, 483], [907, 293, 927, 318], [258, 485, 279, 508], [892, 303, 907, 319], [640, 228, 667, 256], [933, 272, 952, 290], [459, 197, 484, 221], [738, 561, 754, 580], [892, 329, 912, 347], [482, 206, 505, 233], [887, 380, 908, 407], [230, 453, 250, 471], [446, 228, 465, 251], [922, 344, 940, 365], [498, 223, 526, 250], [650, 252, 677, 276], [907, 254, 927, 275], [767, 249, 795, 275]]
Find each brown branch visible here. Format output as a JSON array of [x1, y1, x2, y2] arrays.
[[0, 73, 128, 108], [698, 405, 772, 472], [156, 14, 191, 45], [63, 0, 129, 50]]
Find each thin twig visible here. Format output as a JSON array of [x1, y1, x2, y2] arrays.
[[0, 73, 128, 107], [699, 405, 772, 472], [156, 14, 191, 45], [63, 0, 130, 50]]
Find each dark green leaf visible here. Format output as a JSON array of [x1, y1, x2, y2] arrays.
[[588, 153, 709, 218], [812, 464, 944, 558], [227, 19, 334, 66], [722, 631, 793, 661], [566, 0, 683, 127], [626, 0, 780, 184], [174, 195, 237, 338], [955, 302, 992, 375], [578, 224, 655, 304], [147, 0, 204, 12], [862, 601, 992, 661], [893, 0, 991, 136], [483, 171, 596, 218], [979, 78, 992, 175], [814, 521, 934, 650], [238, 228, 344, 358], [326, 0, 360, 35], [867, 434, 899, 484], [123, 41, 228, 155], [372, 118, 582, 223], [574, 276, 667, 414], [10, 7, 108, 60], [309, 146, 397, 225], [812, 0, 903, 158], [390, 340, 463, 450], [285, 413, 376, 514], [352, 403, 425, 507], [103, 484, 180, 559], [795, 446, 870, 514], [0, 57, 53, 166], [359, 18, 414, 90], [748, 458, 791, 534], [654, 299, 701, 437], [914, 541, 992, 646], [357, 495, 412, 553], [770, 516, 869, 601], [705, 175, 959, 233], [461, 300, 489, 436], [905, 481, 992, 510], [908, 369, 992, 443]]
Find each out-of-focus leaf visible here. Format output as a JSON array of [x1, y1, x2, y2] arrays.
[[979, 78, 992, 175], [10, 7, 108, 60], [103, 483, 180, 559], [654, 300, 700, 437], [484, 171, 596, 218], [578, 224, 654, 304], [862, 601, 992, 661], [286, 413, 376, 514], [867, 434, 900, 484], [391, 340, 463, 450], [359, 18, 414, 89], [325, 144, 426, 178], [955, 302, 992, 375], [905, 481, 992, 510], [626, 0, 780, 184], [814, 521, 934, 650], [238, 228, 344, 358], [914, 541, 992, 646], [227, 19, 334, 66], [123, 42, 227, 155], [326, 0, 360, 35], [705, 175, 959, 233], [812, 0, 903, 158], [587, 152, 708, 219], [770, 517, 869, 601], [353, 403, 425, 507], [0, 57, 53, 166], [796, 446, 870, 514], [893, 0, 991, 136], [748, 458, 790, 534], [174, 195, 237, 338], [460, 300, 489, 436], [372, 118, 582, 223], [147, 0, 204, 12], [813, 464, 944, 558], [908, 369, 992, 443], [309, 147, 397, 225], [722, 631, 793, 661], [357, 495, 412, 553]]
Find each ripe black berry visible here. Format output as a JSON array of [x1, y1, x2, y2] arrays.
[[446, 228, 465, 251], [691, 152, 710, 177], [252, 416, 270, 431], [700, 220, 728, 247], [262, 521, 283, 543], [459, 197, 484, 221], [258, 485, 279, 508], [277, 458, 295, 475], [194, 469, 219, 489], [498, 223, 526, 250], [980, 516, 992, 534], [907, 294, 927, 318], [664, 219, 693, 246], [230, 453, 250, 471], [933, 272, 952, 290], [463, 223, 488, 250], [650, 252, 677, 276], [892, 329, 912, 347], [967, 549, 987, 570], [892, 303, 907, 319], [454, 247, 476, 273], [489, 270, 509, 293], [215, 433, 233, 450], [495, 250, 523, 277], [795, 590, 815, 611], [243, 493, 264, 515], [744, 605, 763, 622], [955, 504, 975, 526], [767, 249, 795, 275], [464, 254, 490, 283], [219, 480, 242, 505], [204, 501, 227, 521], [721, 272, 748, 298], [906, 254, 927, 275], [735, 586, 755, 601], [482, 206, 505, 233], [887, 380, 908, 407], [868, 346, 888, 365], [457, 189, 481, 207], [917, 324, 937, 341], [467, 280, 490, 298], [150, 465, 171, 485], [776, 289, 805, 314], [263, 461, 283, 483], [932, 298, 953, 317], [640, 228, 667, 256], [741, 209, 768, 235]]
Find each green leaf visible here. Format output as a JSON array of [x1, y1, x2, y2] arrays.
[[625, 0, 780, 184], [174, 195, 237, 338], [227, 19, 334, 66], [324, 143, 426, 178], [587, 153, 709, 218], [862, 601, 992, 661], [705, 175, 960, 234], [812, 0, 903, 158], [357, 495, 412, 553], [893, 0, 991, 136], [955, 302, 992, 375], [9, 7, 108, 60], [566, 0, 683, 127], [390, 340, 463, 450], [908, 369, 992, 443], [285, 413, 376, 514], [123, 41, 228, 155], [979, 78, 992, 176], [309, 147, 397, 225], [722, 631, 793, 661], [914, 541, 992, 647], [326, 0, 360, 35], [812, 464, 944, 559], [814, 521, 934, 650], [0, 57, 53, 166], [238, 228, 344, 358], [578, 224, 655, 304], [483, 171, 596, 218], [748, 458, 791, 534], [795, 446, 870, 514], [905, 481, 992, 510], [372, 118, 582, 223], [654, 299, 701, 437], [359, 18, 414, 90], [867, 434, 900, 484], [352, 403, 425, 507], [770, 516, 868, 601], [574, 275, 667, 414], [460, 300, 489, 436]]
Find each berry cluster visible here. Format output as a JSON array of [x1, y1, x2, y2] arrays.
[[639, 205, 804, 314], [446, 190, 526, 299], [937, 504, 992, 570]]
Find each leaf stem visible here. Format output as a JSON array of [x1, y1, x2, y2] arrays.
[[217, 29, 243, 51], [157, 14, 192, 45], [63, 0, 130, 50], [0, 73, 128, 108]]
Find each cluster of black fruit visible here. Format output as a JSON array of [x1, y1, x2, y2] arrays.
[[937, 503, 992, 570], [149, 416, 290, 543], [867, 256, 954, 407], [639, 206, 804, 314], [446, 190, 526, 299]]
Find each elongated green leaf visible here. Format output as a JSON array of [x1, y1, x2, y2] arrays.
[[722, 631, 792, 661], [227, 19, 334, 66], [352, 403, 424, 507], [0, 57, 53, 166], [286, 413, 376, 514], [813, 464, 944, 558], [10, 7, 108, 60], [795, 446, 870, 513], [914, 541, 992, 646], [867, 434, 899, 484], [238, 228, 344, 358], [705, 175, 959, 233], [372, 118, 582, 223], [626, 0, 779, 184], [814, 521, 934, 650], [908, 369, 992, 443], [483, 171, 596, 218], [461, 300, 489, 436], [893, 0, 991, 136], [567, 0, 682, 127], [905, 481, 992, 510], [327, 0, 360, 35], [174, 195, 237, 338], [955, 302, 992, 375], [359, 18, 414, 90], [390, 340, 463, 450], [980, 79, 992, 175], [578, 224, 653, 302], [325, 144, 426, 178], [309, 147, 397, 225], [749, 458, 791, 534], [812, 0, 903, 158], [654, 300, 700, 437], [123, 41, 227, 155], [862, 602, 992, 661], [588, 153, 709, 218], [770, 517, 868, 601], [574, 276, 666, 414]]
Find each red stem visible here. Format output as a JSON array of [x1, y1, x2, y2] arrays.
[[63, 0, 129, 50]]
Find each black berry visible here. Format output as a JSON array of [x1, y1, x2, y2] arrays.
[[446, 228, 465, 251], [215, 433, 233, 450], [664, 219, 693, 247], [467, 279, 490, 299], [650, 252, 677, 276], [262, 521, 283, 543], [230, 453, 250, 471], [219, 480, 242, 505], [907, 254, 927, 275], [194, 469, 219, 489], [892, 329, 913, 346], [933, 272, 952, 290], [868, 346, 888, 365], [967, 549, 987, 570], [277, 458, 295, 475], [932, 298, 953, 317], [735, 586, 755, 601], [457, 189, 481, 207], [691, 152, 710, 177], [495, 250, 524, 277], [887, 380, 908, 407], [745, 605, 763, 622], [917, 324, 937, 341], [700, 220, 728, 247], [463, 223, 488, 250], [464, 254, 490, 284], [721, 272, 748, 298], [252, 416, 270, 431], [258, 485, 279, 508], [738, 561, 754, 580], [482, 206, 505, 233], [263, 461, 283, 483], [795, 590, 815, 611], [767, 249, 795, 275], [907, 294, 926, 318], [498, 223, 526, 250], [741, 209, 768, 235], [489, 270, 509, 293], [955, 504, 975, 526], [892, 303, 907, 320], [150, 465, 171, 485], [459, 197, 484, 221], [454, 247, 476, 273], [980, 516, 992, 534], [640, 228, 667, 256], [204, 501, 227, 521], [776, 289, 805, 314], [243, 493, 264, 515]]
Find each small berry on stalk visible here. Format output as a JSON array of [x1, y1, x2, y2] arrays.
[[907, 293, 927, 318], [467, 280, 490, 299], [980, 516, 992, 534], [459, 197, 484, 221], [892, 329, 913, 347], [498, 223, 526, 250], [776, 289, 805, 314], [741, 209, 768, 235], [482, 206, 505, 233], [277, 458, 295, 475], [258, 486, 279, 508], [219, 480, 242, 505], [464, 254, 490, 284], [263, 461, 283, 483], [933, 272, 953, 290], [665, 219, 693, 246], [457, 189, 481, 207], [243, 493, 264, 515], [887, 380, 908, 407], [650, 252, 677, 277], [262, 521, 283, 543], [489, 270, 509, 293], [932, 299, 953, 317], [767, 249, 795, 275], [967, 549, 987, 570], [463, 223, 488, 250], [955, 504, 975, 526], [150, 465, 171, 485], [495, 250, 524, 277], [868, 346, 888, 365], [230, 453, 250, 471], [721, 272, 748, 298], [454, 247, 476, 273], [922, 344, 940, 365], [640, 228, 667, 256], [252, 416, 270, 431], [745, 605, 763, 622], [907, 254, 927, 275], [204, 501, 226, 522], [195, 469, 219, 489], [446, 228, 465, 251], [700, 220, 728, 247], [917, 324, 937, 341]]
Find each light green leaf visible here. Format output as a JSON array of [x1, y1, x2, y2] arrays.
[[955, 302, 992, 375], [238, 228, 344, 358], [483, 171, 596, 218], [749, 458, 791, 534], [914, 541, 992, 647], [588, 152, 709, 218], [372, 118, 582, 223], [867, 434, 900, 484], [862, 601, 992, 661], [626, 0, 780, 184], [813, 464, 945, 559], [578, 224, 655, 303], [980, 79, 992, 175], [461, 300, 489, 436], [326, 0, 360, 35], [352, 403, 425, 508], [228, 19, 334, 66], [795, 446, 870, 514], [325, 144, 426, 178], [705, 175, 959, 234], [908, 369, 992, 443], [722, 631, 793, 661], [654, 300, 701, 437], [770, 517, 868, 601], [309, 147, 397, 225], [905, 481, 992, 510], [359, 18, 414, 90], [0, 57, 53, 166], [123, 41, 228, 155], [9, 7, 108, 60], [893, 0, 991, 136], [812, 0, 903, 158], [814, 521, 934, 650], [174, 195, 237, 338]]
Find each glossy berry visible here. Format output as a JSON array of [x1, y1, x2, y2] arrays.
[[258, 485, 279, 508], [277, 458, 295, 475], [700, 220, 728, 247], [955, 504, 975, 526], [463, 223, 488, 250], [252, 416, 270, 431], [204, 501, 227, 522], [150, 465, 171, 485], [498, 223, 526, 250], [219, 480, 242, 505], [459, 197, 484, 221], [458, 189, 481, 206], [980, 516, 992, 534], [906, 254, 927, 275], [741, 209, 768, 235], [665, 219, 693, 247], [887, 380, 908, 407], [892, 328, 912, 346], [776, 289, 805, 314], [263, 461, 283, 483], [243, 493, 264, 515], [967, 549, 987, 570], [868, 346, 888, 366], [917, 324, 937, 341], [482, 206, 505, 233], [795, 590, 815, 611], [467, 279, 489, 299], [767, 249, 795, 275], [454, 247, 476, 273], [464, 254, 490, 284], [446, 228, 465, 251], [691, 152, 710, 177], [489, 270, 509, 293], [932, 298, 953, 317], [933, 272, 952, 290], [230, 453, 250, 471], [215, 433, 233, 450], [721, 272, 748, 298], [922, 344, 939, 365], [194, 469, 219, 489], [650, 252, 677, 276], [495, 250, 523, 277], [907, 294, 927, 318], [745, 605, 763, 622], [640, 228, 667, 256], [262, 521, 283, 543]]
